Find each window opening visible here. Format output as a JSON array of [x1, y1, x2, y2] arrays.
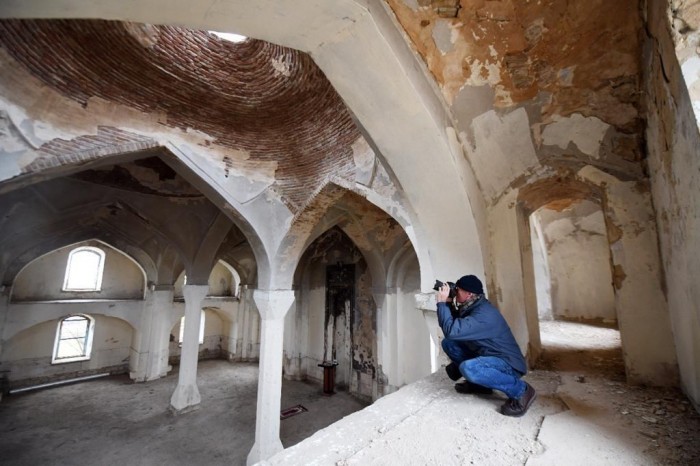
[[209, 31, 247, 43], [52, 314, 95, 363], [179, 310, 205, 345], [63, 247, 105, 291]]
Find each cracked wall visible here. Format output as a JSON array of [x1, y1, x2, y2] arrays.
[[285, 227, 379, 401], [644, 0, 700, 407], [532, 200, 616, 323], [387, 0, 644, 206]]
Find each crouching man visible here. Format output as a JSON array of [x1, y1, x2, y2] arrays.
[[436, 275, 536, 417]]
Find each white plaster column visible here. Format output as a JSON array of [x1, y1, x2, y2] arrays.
[[247, 289, 294, 466], [170, 284, 208, 412], [282, 289, 303, 379], [373, 290, 395, 395], [131, 286, 174, 382], [226, 306, 240, 361], [241, 286, 253, 360], [415, 291, 441, 374]]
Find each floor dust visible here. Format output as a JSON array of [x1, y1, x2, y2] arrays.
[[0, 361, 368, 466], [533, 320, 700, 465]]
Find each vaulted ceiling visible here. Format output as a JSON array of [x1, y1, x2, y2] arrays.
[[0, 19, 361, 210]]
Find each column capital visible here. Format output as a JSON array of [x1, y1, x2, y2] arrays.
[[183, 284, 209, 303], [253, 289, 295, 320], [414, 292, 436, 313]]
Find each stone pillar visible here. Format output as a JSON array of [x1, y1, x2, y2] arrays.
[[415, 291, 441, 373], [170, 284, 208, 413], [131, 285, 174, 382], [247, 289, 294, 466]]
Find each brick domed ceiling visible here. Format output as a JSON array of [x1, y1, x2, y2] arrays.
[[0, 20, 360, 209]]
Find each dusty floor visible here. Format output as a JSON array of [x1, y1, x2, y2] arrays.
[[269, 321, 700, 465], [533, 321, 700, 465], [1, 321, 699, 465], [0, 361, 368, 465]]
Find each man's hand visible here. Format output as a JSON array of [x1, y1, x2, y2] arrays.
[[436, 283, 451, 303]]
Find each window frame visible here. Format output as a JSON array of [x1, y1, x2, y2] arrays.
[[62, 246, 106, 292], [52, 314, 95, 364]]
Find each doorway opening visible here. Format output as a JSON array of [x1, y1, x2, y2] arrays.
[[529, 199, 623, 378]]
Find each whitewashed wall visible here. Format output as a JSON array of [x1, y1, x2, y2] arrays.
[[2, 314, 134, 384], [535, 202, 616, 323], [1, 240, 261, 387], [530, 216, 552, 321], [394, 257, 429, 387], [11, 240, 145, 301]]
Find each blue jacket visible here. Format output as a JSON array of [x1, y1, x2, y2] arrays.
[[437, 296, 527, 374]]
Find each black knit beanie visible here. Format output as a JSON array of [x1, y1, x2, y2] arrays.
[[455, 275, 483, 294]]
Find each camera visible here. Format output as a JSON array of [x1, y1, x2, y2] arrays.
[[433, 280, 456, 299]]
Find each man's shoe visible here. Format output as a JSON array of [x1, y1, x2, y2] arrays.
[[454, 380, 493, 395], [445, 362, 462, 381], [501, 382, 537, 417]]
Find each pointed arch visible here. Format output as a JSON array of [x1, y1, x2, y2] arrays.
[[514, 176, 606, 363]]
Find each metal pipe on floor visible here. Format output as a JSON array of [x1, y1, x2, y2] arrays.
[[8, 373, 110, 395]]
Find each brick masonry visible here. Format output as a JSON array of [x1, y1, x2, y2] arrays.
[[0, 20, 361, 211]]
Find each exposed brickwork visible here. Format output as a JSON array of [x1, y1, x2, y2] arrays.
[[24, 126, 160, 174], [0, 20, 360, 211]]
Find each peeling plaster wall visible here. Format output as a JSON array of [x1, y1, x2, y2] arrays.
[[11, 241, 144, 301], [387, 0, 643, 114], [285, 228, 378, 401], [535, 201, 616, 323], [468, 107, 541, 202], [2, 315, 133, 386], [389, 1, 679, 388], [386, 0, 645, 191], [486, 190, 530, 358], [578, 167, 678, 385], [644, 0, 700, 406]]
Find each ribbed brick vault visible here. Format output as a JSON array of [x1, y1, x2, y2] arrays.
[[0, 19, 361, 210]]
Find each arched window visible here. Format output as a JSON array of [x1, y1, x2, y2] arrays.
[[178, 310, 205, 345], [52, 314, 95, 363], [63, 247, 106, 291]]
